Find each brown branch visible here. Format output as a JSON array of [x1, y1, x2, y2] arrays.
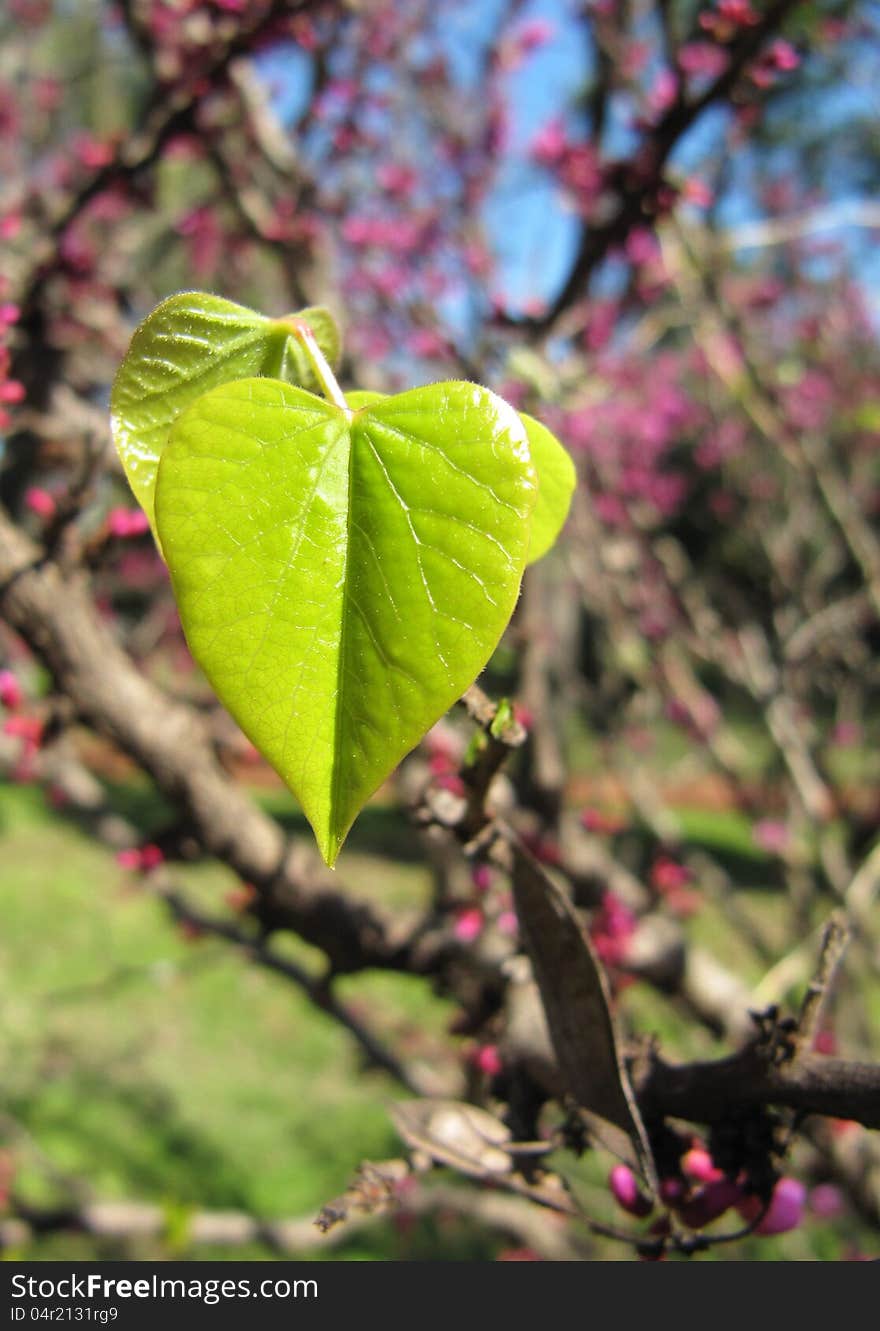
[[3, 1180, 586, 1260], [638, 1045, 880, 1131]]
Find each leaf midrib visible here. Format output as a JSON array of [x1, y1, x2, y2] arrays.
[[328, 415, 355, 865]]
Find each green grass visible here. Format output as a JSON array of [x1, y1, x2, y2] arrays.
[[0, 781, 480, 1260]]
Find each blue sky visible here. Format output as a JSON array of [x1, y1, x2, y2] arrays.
[[254, 0, 880, 321]]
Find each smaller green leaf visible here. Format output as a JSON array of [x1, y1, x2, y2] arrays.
[[489, 697, 515, 739], [345, 389, 387, 410], [111, 292, 341, 538], [520, 412, 575, 562], [281, 305, 343, 390]]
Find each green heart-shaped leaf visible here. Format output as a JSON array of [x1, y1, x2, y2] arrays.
[[520, 412, 575, 561], [111, 292, 341, 538], [155, 378, 538, 864]]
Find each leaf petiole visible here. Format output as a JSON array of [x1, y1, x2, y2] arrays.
[[279, 317, 352, 418]]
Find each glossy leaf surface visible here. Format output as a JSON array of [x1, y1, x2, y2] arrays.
[[520, 412, 575, 561], [155, 378, 537, 863], [111, 292, 340, 537], [342, 393, 574, 564]]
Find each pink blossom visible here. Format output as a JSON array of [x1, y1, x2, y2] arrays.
[[72, 133, 114, 169], [809, 1183, 843, 1220], [0, 380, 26, 404], [139, 844, 165, 871], [831, 720, 861, 747], [0, 670, 23, 710], [176, 206, 222, 278], [700, 0, 759, 34], [526, 834, 560, 866], [581, 807, 626, 835], [593, 494, 628, 526], [0, 303, 21, 326], [625, 226, 659, 267], [583, 299, 618, 353], [496, 909, 518, 938], [59, 226, 94, 274], [530, 119, 567, 165], [682, 177, 713, 208], [3, 714, 43, 749], [718, 0, 759, 24], [377, 162, 417, 197], [753, 818, 790, 855], [609, 1164, 653, 1218], [813, 1027, 836, 1056], [291, 14, 318, 51], [107, 507, 149, 538], [590, 891, 636, 965], [651, 856, 690, 893], [766, 38, 800, 71], [406, 328, 447, 358], [646, 68, 678, 117], [115, 848, 143, 871], [681, 1147, 723, 1184], [751, 39, 800, 87], [25, 487, 57, 519], [0, 212, 22, 240], [514, 19, 555, 54], [739, 1178, 806, 1235], [560, 144, 602, 206], [471, 864, 492, 892], [453, 906, 484, 943], [471, 1044, 503, 1077], [679, 42, 728, 80]]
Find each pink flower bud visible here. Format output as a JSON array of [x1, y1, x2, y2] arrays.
[[809, 1183, 843, 1220], [753, 818, 790, 855], [496, 909, 518, 938], [530, 118, 567, 165], [3, 714, 42, 748], [25, 487, 56, 519], [471, 1044, 503, 1077], [0, 670, 23, 710], [0, 380, 25, 403], [139, 844, 165, 871], [609, 1164, 653, 1218], [651, 856, 690, 892], [115, 848, 142, 871], [740, 1178, 806, 1235], [471, 863, 492, 892], [453, 906, 484, 943], [107, 507, 149, 538], [678, 1179, 742, 1228], [681, 1147, 722, 1184], [0, 212, 22, 240]]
